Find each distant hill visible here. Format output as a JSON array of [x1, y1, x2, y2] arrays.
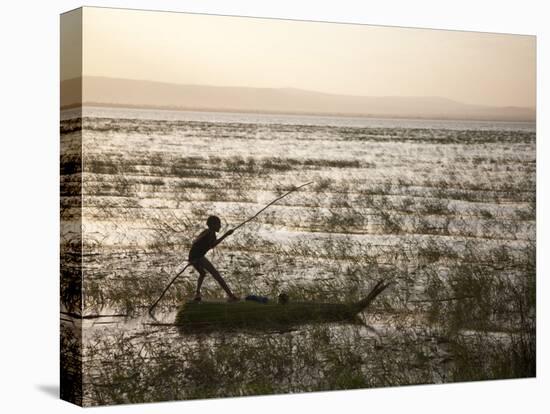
[[61, 76, 536, 122]]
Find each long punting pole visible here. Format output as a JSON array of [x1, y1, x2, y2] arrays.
[[148, 182, 313, 316]]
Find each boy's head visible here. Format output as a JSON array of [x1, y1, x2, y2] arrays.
[[206, 215, 221, 232]]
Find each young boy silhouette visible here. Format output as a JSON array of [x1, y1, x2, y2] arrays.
[[189, 215, 239, 302]]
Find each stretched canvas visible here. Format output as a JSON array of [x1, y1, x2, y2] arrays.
[[60, 7, 536, 407]]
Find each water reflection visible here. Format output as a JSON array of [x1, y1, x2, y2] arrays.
[[60, 109, 536, 406], [61, 307, 530, 406]]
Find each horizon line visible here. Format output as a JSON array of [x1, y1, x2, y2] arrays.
[[62, 76, 536, 110], [60, 102, 537, 124]]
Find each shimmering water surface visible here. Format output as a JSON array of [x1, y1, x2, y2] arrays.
[[60, 107, 535, 406]]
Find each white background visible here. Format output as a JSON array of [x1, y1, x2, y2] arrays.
[[0, 0, 547, 412]]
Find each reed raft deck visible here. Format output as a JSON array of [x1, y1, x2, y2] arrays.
[[175, 280, 390, 331]]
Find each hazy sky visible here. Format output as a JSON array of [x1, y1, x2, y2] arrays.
[[72, 7, 535, 108]]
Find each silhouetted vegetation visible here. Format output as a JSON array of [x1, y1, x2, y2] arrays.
[[60, 114, 535, 406]]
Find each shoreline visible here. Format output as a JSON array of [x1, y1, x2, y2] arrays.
[[60, 103, 537, 125]]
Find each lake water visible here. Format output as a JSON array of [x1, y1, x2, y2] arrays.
[[60, 106, 536, 406], [62, 105, 536, 131]]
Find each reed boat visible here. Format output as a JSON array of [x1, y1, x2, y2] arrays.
[[175, 280, 390, 331]]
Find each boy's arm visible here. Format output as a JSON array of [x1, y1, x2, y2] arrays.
[[212, 229, 234, 248]]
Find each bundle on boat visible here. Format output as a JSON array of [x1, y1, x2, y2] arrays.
[[175, 280, 390, 331]]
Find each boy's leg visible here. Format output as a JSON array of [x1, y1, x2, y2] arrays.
[[191, 259, 206, 300], [201, 257, 236, 298]]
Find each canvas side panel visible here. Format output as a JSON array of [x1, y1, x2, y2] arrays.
[[60, 8, 83, 407]]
